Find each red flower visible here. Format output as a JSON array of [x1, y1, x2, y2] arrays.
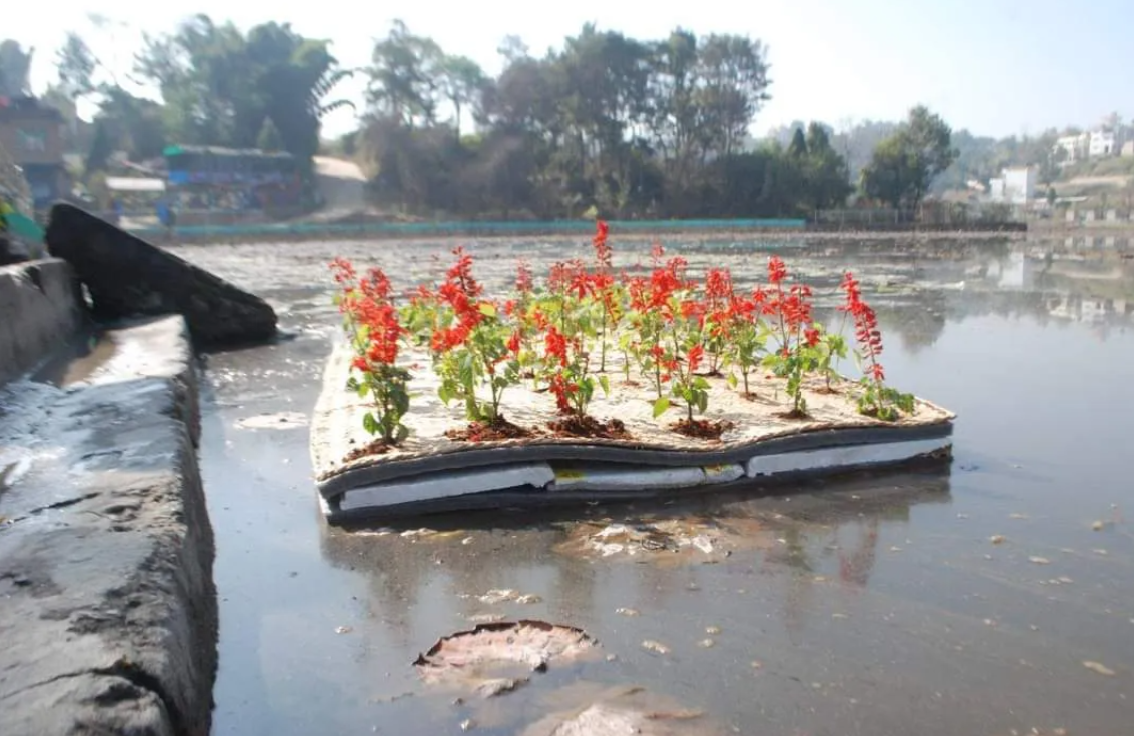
[[544, 326, 568, 367], [841, 271, 886, 382], [688, 344, 705, 373], [593, 220, 612, 271], [767, 256, 788, 285], [515, 259, 533, 294], [804, 327, 821, 347]]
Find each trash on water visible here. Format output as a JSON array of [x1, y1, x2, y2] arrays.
[[1082, 661, 1116, 676], [414, 620, 599, 692], [478, 589, 542, 605], [555, 517, 773, 565]]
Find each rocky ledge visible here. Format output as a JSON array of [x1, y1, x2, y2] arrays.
[[0, 315, 216, 736]]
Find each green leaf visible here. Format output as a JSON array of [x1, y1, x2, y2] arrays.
[[361, 412, 380, 436], [478, 302, 497, 318], [727, 373, 739, 389], [653, 397, 671, 418], [599, 374, 611, 395]]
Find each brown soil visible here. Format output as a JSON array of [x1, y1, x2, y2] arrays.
[[774, 408, 810, 421], [547, 415, 634, 440], [445, 416, 538, 442], [814, 385, 842, 395], [343, 439, 391, 462], [669, 418, 736, 441]]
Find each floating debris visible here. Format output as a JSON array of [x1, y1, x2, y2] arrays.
[[335, 625, 353, 634], [477, 589, 542, 605], [990, 535, 1006, 545], [698, 639, 715, 649], [1082, 661, 1116, 676], [1028, 556, 1051, 565], [555, 517, 772, 565], [615, 608, 640, 617], [467, 613, 506, 624], [704, 625, 721, 635], [520, 685, 719, 736], [234, 411, 308, 430], [641, 640, 671, 655], [415, 620, 599, 691]]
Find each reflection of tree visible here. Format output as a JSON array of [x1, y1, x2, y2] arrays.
[[837, 518, 880, 589], [875, 299, 947, 354]]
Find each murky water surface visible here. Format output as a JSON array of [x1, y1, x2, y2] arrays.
[[186, 237, 1134, 736]]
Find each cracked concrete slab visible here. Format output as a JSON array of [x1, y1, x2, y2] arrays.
[[0, 315, 216, 736]]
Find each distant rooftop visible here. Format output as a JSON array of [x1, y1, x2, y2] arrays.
[[0, 95, 63, 122]]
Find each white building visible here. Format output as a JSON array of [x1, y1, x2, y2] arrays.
[[1089, 129, 1117, 157], [1054, 133, 1089, 163], [988, 165, 1037, 205]]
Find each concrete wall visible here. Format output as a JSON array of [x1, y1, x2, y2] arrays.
[[0, 259, 83, 385], [0, 257, 217, 736]]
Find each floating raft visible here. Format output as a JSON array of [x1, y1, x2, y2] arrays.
[[310, 342, 955, 523]]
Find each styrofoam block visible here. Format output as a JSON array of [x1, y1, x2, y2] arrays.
[[702, 463, 745, 485], [338, 462, 555, 511], [549, 464, 706, 492], [745, 438, 950, 478]]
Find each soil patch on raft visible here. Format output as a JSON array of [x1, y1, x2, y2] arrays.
[[445, 416, 538, 442], [343, 439, 392, 463], [670, 418, 736, 441], [547, 415, 634, 440]]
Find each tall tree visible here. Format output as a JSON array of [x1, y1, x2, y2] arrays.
[[135, 15, 351, 165], [860, 105, 956, 209], [55, 32, 98, 100], [0, 40, 34, 97], [437, 55, 486, 140]]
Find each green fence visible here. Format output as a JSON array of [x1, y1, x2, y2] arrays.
[[125, 217, 807, 240]]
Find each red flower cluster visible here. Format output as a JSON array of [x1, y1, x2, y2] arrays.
[[840, 271, 885, 382], [431, 247, 488, 353], [329, 257, 411, 444], [330, 258, 404, 370]]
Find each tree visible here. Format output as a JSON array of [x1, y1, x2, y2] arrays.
[[55, 32, 97, 100], [134, 15, 351, 166], [787, 127, 807, 158], [257, 117, 283, 151], [860, 105, 956, 210], [85, 120, 114, 175], [355, 23, 835, 220], [0, 40, 33, 97], [437, 55, 486, 140]]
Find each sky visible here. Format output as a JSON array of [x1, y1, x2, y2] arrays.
[[18, 0, 1133, 140]]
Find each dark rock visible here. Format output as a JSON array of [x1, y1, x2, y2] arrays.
[[45, 202, 277, 347], [0, 235, 29, 266]]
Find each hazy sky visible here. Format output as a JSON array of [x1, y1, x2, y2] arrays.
[[21, 0, 1132, 140]]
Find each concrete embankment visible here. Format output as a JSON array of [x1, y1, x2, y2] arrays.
[[0, 259, 217, 735]]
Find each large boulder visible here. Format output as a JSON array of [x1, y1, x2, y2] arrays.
[[45, 202, 277, 347]]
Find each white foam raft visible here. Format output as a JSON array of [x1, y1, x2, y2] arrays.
[[310, 342, 955, 523]]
